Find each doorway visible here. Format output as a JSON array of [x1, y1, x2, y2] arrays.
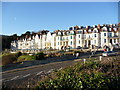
[[110, 39, 112, 44]]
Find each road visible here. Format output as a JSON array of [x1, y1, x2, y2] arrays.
[[2, 52, 101, 88], [2, 59, 85, 88]]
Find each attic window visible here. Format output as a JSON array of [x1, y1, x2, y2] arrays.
[[58, 32, 61, 35], [94, 30, 98, 33], [84, 30, 86, 33], [88, 29, 91, 32], [109, 28, 111, 31], [78, 31, 82, 34], [114, 28, 117, 31], [70, 31, 75, 34], [66, 32, 69, 35], [69, 27, 73, 30], [102, 27, 107, 31]]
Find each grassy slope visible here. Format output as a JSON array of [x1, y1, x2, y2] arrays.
[[17, 55, 36, 62]]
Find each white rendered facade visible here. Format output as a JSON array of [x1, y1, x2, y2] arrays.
[[11, 24, 120, 50]]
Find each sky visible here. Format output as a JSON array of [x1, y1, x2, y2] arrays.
[[2, 2, 118, 36]]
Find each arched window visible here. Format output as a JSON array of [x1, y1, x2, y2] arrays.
[[58, 32, 62, 35], [70, 31, 75, 35], [102, 27, 107, 32], [66, 32, 69, 35], [93, 28, 98, 33]]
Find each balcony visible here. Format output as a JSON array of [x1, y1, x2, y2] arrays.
[[108, 35, 119, 39]]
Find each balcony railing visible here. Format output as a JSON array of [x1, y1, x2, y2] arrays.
[[108, 35, 118, 38]]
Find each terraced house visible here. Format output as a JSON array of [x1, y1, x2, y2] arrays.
[[11, 23, 120, 51]]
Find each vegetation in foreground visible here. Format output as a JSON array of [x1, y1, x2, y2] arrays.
[[36, 56, 120, 89]]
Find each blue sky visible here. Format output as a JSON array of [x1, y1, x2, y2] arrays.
[[2, 2, 118, 36]]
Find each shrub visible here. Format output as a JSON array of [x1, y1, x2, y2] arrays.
[[15, 51, 22, 58], [17, 55, 36, 62], [45, 53, 55, 58], [35, 52, 45, 60], [73, 51, 81, 54], [2, 53, 17, 65], [36, 57, 120, 89]]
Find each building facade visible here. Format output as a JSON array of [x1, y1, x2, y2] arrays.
[[11, 24, 120, 51]]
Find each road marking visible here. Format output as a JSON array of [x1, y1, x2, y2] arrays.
[[0, 79, 4, 82], [23, 74, 30, 78], [5, 80, 10, 82], [36, 71, 44, 75], [59, 67, 63, 70], [10, 76, 19, 80], [47, 69, 54, 74]]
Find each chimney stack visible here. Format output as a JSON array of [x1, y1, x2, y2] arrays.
[[97, 24, 100, 29]]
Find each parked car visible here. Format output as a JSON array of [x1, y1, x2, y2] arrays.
[[102, 51, 118, 56], [82, 47, 89, 49], [76, 46, 82, 49]]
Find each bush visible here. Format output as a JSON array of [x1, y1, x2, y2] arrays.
[[17, 55, 36, 62], [15, 51, 22, 58], [36, 57, 120, 89], [2, 53, 17, 65], [73, 51, 81, 54], [35, 52, 45, 60]]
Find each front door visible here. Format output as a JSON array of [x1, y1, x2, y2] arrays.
[[88, 40, 91, 48], [110, 39, 112, 44]]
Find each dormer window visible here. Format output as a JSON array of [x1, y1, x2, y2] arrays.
[[78, 31, 82, 34], [70, 31, 75, 35], [69, 27, 73, 30], [88, 29, 91, 33], [109, 28, 112, 31], [84, 30, 86, 33], [114, 28, 117, 31], [93, 28, 98, 33], [102, 27, 107, 32], [66, 32, 69, 35], [58, 32, 62, 35]]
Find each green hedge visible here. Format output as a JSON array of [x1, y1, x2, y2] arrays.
[[35, 52, 45, 60]]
